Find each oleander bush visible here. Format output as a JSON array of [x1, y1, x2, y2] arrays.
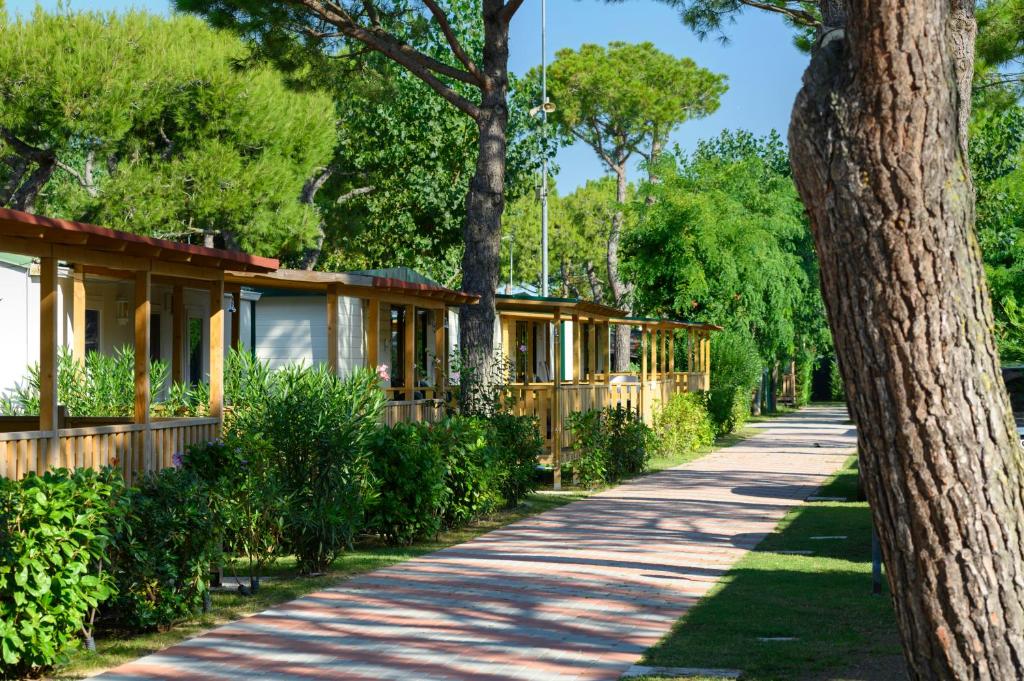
[[431, 416, 499, 528], [653, 393, 715, 459], [257, 366, 385, 573], [485, 414, 541, 507], [366, 423, 447, 545], [0, 469, 123, 678], [707, 330, 762, 435], [568, 407, 655, 486], [105, 468, 220, 632]]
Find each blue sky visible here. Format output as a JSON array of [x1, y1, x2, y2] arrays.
[[6, 0, 809, 191]]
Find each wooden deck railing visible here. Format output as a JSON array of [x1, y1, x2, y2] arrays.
[[0, 417, 220, 482], [383, 400, 446, 427]]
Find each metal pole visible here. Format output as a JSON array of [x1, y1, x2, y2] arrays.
[[540, 0, 549, 297], [508, 234, 514, 294]]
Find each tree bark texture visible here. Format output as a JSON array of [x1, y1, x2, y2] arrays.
[[608, 165, 633, 371], [458, 0, 510, 389], [789, 1, 1024, 678]]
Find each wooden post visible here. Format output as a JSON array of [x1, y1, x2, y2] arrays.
[[703, 331, 712, 388], [650, 327, 658, 380], [500, 316, 511, 369], [669, 329, 676, 391], [209, 279, 224, 422], [404, 304, 415, 398], [525, 321, 534, 385], [661, 327, 668, 380], [72, 265, 86, 365], [641, 326, 648, 383], [552, 310, 562, 490], [228, 285, 242, 352], [39, 257, 59, 470], [134, 271, 152, 477], [172, 284, 185, 384], [365, 298, 380, 369], [326, 283, 339, 375], [687, 329, 696, 373], [434, 308, 445, 396], [572, 314, 581, 385], [587, 321, 597, 383]]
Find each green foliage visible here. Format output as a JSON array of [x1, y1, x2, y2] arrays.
[[567, 410, 609, 488], [706, 330, 761, 436], [366, 423, 446, 545], [0, 348, 172, 417], [430, 416, 499, 528], [485, 414, 541, 507], [652, 0, 820, 52], [0, 469, 122, 677], [106, 468, 220, 632], [257, 366, 384, 573], [542, 42, 726, 165], [0, 10, 335, 255], [568, 407, 654, 486], [829, 357, 846, 402], [653, 392, 715, 458], [625, 130, 829, 366]]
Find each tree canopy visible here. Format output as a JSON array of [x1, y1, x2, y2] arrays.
[[623, 130, 827, 363], [0, 10, 336, 256]]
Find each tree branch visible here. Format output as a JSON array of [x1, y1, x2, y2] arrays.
[[498, 0, 527, 24], [740, 0, 819, 27], [422, 0, 485, 85], [336, 185, 376, 203], [288, 0, 482, 118], [55, 153, 100, 199]]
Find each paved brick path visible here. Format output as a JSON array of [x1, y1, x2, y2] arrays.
[[99, 406, 855, 681]]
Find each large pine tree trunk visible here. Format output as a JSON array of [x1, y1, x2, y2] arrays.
[[790, 1, 1024, 678], [458, 0, 509, 397]]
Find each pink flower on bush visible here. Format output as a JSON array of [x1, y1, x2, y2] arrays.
[[172, 451, 185, 469], [450, 370, 461, 383], [519, 344, 528, 353], [376, 364, 390, 382]]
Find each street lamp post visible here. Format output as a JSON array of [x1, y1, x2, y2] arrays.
[[540, 0, 549, 298], [503, 234, 514, 294]]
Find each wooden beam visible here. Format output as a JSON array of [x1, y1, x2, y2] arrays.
[[365, 299, 380, 369], [641, 327, 648, 383], [661, 328, 668, 379], [572, 314, 581, 385], [39, 257, 59, 469], [404, 304, 415, 398], [669, 329, 676, 374], [134, 271, 152, 478], [525, 321, 534, 385], [552, 310, 562, 491], [326, 283, 339, 375], [171, 285, 185, 384], [209, 279, 224, 421], [587, 321, 597, 382], [72, 265, 86, 364], [434, 308, 445, 392], [228, 285, 242, 352], [501, 316, 511, 369]]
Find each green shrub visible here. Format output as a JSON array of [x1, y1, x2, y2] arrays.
[[106, 468, 220, 632], [707, 330, 761, 435], [830, 356, 846, 401], [0, 469, 123, 677], [0, 347, 172, 417], [260, 366, 384, 574], [604, 408, 654, 482], [567, 410, 609, 488], [430, 416, 498, 528], [366, 423, 446, 545], [182, 436, 287, 591], [485, 414, 540, 507], [653, 393, 715, 458]]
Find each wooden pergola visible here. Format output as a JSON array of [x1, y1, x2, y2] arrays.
[[496, 294, 628, 487], [0, 208, 278, 481], [611, 316, 723, 394], [224, 268, 478, 424]]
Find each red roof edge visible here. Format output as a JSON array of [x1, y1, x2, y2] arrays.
[[371, 276, 480, 303], [0, 207, 279, 272]]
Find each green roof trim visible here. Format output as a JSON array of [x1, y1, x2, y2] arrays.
[[496, 292, 582, 304], [0, 253, 34, 268], [346, 267, 442, 288]]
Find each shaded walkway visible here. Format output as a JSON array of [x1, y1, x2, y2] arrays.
[[99, 406, 856, 681]]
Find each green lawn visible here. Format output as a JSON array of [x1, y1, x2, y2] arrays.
[[635, 458, 904, 681], [52, 491, 588, 680]]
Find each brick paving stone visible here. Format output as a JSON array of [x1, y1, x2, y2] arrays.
[[97, 406, 854, 681]]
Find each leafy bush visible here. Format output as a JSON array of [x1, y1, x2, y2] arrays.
[[256, 366, 384, 574], [707, 330, 761, 435], [485, 414, 540, 507], [105, 468, 220, 632], [0, 347, 172, 417], [830, 356, 846, 401], [366, 423, 446, 545], [430, 416, 498, 528], [604, 408, 654, 482], [568, 408, 655, 486], [0, 469, 123, 677], [567, 410, 609, 488], [653, 393, 715, 458], [181, 436, 286, 591]]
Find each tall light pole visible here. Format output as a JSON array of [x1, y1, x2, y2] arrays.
[[503, 234, 514, 294], [540, 0, 549, 297]]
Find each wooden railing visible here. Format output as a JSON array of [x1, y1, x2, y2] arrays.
[[383, 400, 446, 427], [0, 417, 220, 483]]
